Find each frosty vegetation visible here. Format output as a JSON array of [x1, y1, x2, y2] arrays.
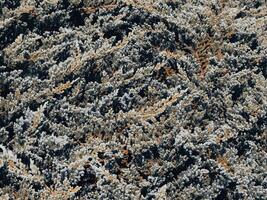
[[0, 0, 266, 199]]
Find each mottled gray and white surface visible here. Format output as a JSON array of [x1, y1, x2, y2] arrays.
[[0, 0, 267, 199]]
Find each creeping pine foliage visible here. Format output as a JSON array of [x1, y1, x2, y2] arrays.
[[0, 0, 267, 199]]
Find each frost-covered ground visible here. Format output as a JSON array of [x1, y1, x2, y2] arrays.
[[0, 0, 267, 199]]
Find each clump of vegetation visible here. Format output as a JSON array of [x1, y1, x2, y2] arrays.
[[0, 0, 266, 199]]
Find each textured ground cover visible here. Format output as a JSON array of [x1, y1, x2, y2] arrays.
[[0, 0, 267, 199]]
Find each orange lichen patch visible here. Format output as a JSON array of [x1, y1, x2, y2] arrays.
[[68, 186, 81, 194], [216, 128, 233, 144], [7, 159, 27, 176], [119, 148, 132, 167], [165, 68, 175, 76], [52, 81, 74, 95], [155, 65, 176, 79], [224, 30, 236, 39], [98, 158, 105, 165], [193, 36, 225, 79], [122, 149, 129, 155], [160, 49, 184, 60], [29, 50, 43, 62], [217, 155, 233, 172], [7, 160, 16, 171], [193, 38, 211, 79], [215, 47, 224, 61], [165, 67, 176, 77]]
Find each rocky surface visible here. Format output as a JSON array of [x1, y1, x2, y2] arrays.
[[0, 0, 267, 199]]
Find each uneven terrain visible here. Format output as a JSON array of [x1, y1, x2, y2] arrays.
[[0, 0, 267, 199]]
